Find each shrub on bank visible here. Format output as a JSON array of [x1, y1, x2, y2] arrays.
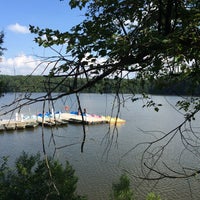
[[0, 151, 87, 200], [109, 173, 162, 200]]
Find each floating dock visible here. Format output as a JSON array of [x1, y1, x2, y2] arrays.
[[0, 112, 125, 132], [0, 119, 39, 132]]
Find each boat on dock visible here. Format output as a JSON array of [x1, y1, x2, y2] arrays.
[[59, 112, 125, 125]]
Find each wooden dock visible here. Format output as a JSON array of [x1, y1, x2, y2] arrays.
[[0, 112, 125, 132], [0, 119, 39, 131]]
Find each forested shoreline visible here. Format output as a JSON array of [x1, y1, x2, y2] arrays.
[[0, 74, 199, 96]]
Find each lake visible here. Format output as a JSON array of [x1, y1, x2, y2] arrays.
[[0, 93, 200, 200]]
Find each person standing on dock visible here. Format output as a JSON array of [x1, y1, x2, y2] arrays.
[[83, 108, 90, 117], [83, 108, 86, 115]]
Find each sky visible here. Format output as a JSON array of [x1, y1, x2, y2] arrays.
[[0, 0, 84, 75]]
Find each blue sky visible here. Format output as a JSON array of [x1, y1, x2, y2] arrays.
[[0, 0, 84, 75]]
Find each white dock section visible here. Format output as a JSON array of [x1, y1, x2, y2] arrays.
[[0, 119, 39, 131]]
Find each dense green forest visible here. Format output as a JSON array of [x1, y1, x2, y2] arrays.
[[0, 75, 199, 96]]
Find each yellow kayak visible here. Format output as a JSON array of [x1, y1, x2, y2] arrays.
[[105, 116, 126, 124]]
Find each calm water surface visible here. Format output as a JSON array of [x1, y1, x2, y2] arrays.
[[0, 93, 200, 200]]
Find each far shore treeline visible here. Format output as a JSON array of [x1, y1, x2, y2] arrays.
[[0, 74, 199, 96]]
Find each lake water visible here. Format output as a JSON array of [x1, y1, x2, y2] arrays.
[[0, 93, 200, 200]]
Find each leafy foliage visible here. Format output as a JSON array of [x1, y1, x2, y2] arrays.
[[28, 0, 200, 106], [0, 31, 6, 57], [109, 174, 162, 200], [0, 152, 87, 200], [0, 31, 6, 96], [146, 192, 161, 200], [110, 174, 134, 200]]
